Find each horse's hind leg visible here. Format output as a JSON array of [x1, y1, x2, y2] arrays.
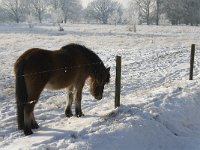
[[31, 113, 39, 129], [23, 95, 41, 135], [65, 87, 74, 117], [16, 103, 38, 130], [17, 104, 24, 130], [24, 103, 35, 135], [23, 78, 46, 135]]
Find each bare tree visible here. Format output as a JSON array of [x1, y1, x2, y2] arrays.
[[164, 0, 184, 25], [85, 0, 121, 24], [31, 0, 46, 23], [108, 10, 119, 25], [48, 0, 60, 10], [2, 0, 24, 23], [0, 6, 9, 22], [182, 0, 200, 26], [136, 0, 155, 25], [155, 0, 161, 25], [108, 5, 123, 25], [127, 1, 139, 31], [161, 0, 200, 25], [59, 0, 82, 23]]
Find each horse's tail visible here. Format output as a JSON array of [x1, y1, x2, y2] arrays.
[[15, 59, 28, 130]]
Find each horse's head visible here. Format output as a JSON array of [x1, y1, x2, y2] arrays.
[[90, 67, 110, 100]]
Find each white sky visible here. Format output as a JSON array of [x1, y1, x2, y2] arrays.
[[81, 0, 130, 8]]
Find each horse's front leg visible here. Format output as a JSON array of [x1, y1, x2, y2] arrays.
[[65, 90, 73, 117], [74, 88, 84, 117]]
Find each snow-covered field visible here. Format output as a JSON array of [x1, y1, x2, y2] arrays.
[[0, 23, 200, 150]]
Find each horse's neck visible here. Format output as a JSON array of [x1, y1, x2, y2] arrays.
[[90, 63, 105, 81]]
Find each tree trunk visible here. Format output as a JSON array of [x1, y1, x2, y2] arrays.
[[156, 0, 160, 25], [147, 7, 150, 25], [16, 17, 19, 23], [14, 12, 20, 23], [39, 12, 42, 23], [64, 16, 67, 23], [102, 17, 107, 24]]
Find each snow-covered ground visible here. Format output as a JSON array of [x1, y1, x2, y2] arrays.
[[0, 23, 200, 150]]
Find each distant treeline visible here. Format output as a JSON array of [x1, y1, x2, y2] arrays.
[[0, 0, 199, 26]]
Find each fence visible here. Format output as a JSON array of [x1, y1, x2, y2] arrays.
[[114, 44, 198, 108]]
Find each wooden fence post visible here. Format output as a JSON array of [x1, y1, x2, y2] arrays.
[[115, 56, 121, 108], [189, 44, 195, 80]]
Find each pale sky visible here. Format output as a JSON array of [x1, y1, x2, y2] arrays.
[[81, 0, 130, 8]]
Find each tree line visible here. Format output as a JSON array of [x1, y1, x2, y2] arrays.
[[0, 0, 199, 26]]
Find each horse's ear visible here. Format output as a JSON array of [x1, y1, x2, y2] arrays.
[[106, 67, 110, 72]]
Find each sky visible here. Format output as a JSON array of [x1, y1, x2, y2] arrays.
[[81, 0, 130, 8]]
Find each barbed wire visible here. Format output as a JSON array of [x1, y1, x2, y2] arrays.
[[0, 45, 199, 106], [0, 45, 199, 89], [17, 62, 103, 78], [0, 62, 103, 81], [0, 46, 197, 80], [120, 46, 200, 92], [122, 47, 189, 69]]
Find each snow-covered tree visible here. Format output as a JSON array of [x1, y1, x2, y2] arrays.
[[2, 0, 24, 23], [27, 14, 35, 28], [51, 8, 64, 24], [59, 0, 82, 23], [48, 0, 60, 10], [136, 0, 156, 25], [128, 1, 139, 32], [85, 0, 121, 24], [155, 0, 161, 25], [108, 5, 123, 25], [0, 7, 8, 22], [108, 10, 120, 25], [163, 0, 183, 25], [182, 0, 200, 25], [31, 0, 46, 23]]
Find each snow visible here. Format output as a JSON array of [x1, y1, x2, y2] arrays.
[[0, 23, 200, 150]]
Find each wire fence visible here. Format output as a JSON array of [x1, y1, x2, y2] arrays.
[[120, 45, 200, 94], [0, 44, 199, 100], [16, 62, 103, 78], [0, 62, 103, 80]]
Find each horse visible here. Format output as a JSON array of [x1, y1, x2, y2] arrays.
[[14, 43, 110, 135]]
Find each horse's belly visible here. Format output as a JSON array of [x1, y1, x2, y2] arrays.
[[45, 82, 57, 90], [45, 81, 69, 90]]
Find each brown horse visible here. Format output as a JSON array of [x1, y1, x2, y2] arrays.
[[14, 43, 110, 135]]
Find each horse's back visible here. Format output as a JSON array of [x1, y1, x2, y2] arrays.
[[15, 48, 53, 74], [15, 48, 55, 89]]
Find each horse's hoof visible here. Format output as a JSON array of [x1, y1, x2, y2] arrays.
[[65, 109, 73, 117], [66, 113, 73, 117], [76, 113, 84, 117], [24, 129, 33, 136], [32, 122, 39, 129], [65, 111, 73, 117], [18, 125, 24, 130]]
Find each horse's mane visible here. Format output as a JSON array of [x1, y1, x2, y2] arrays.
[[61, 43, 107, 82], [61, 43, 102, 63]]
